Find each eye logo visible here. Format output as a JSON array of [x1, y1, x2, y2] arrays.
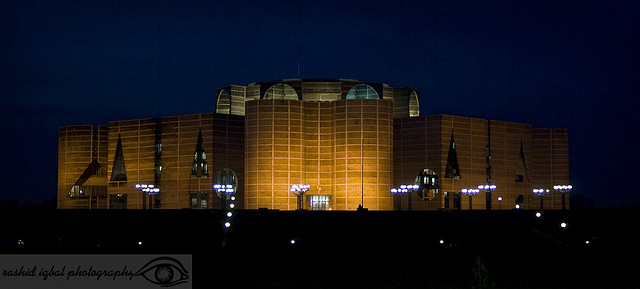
[[133, 257, 189, 287], [155, 265, 174, 283]]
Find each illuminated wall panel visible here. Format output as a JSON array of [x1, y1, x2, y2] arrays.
[[106, 118, 157, 209], [245, 99, 304, 210], [160, 113, 214, 209], [394, 115, 563, 210], [57, 125, 108, 209], [245, 99, 393, 211]]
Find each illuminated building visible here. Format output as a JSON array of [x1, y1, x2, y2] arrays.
[[57, 79, 569, 210]]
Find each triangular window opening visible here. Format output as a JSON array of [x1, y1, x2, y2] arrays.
[[445, 132, 461, 179], [110, 135, 127, 182], [191, 130, 209, 178], [516, 141, 530, 182]]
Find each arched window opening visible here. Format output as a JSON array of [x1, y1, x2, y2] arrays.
[[263, 83, 298, 100], [409, 90, 419, 117], [346, 84, 379, 100], [216, 89, 231, 114]]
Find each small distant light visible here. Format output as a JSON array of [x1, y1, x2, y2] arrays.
[[17, 239, 24, 246], [585, 240, 590, 245], [560, 222, 567, 228], [439, 239, 444, 244], [230, 196, 236, 201], [138, 241, 142, 246], [515, 204, 520, 209], [497, 196, 503, 202], [224, 222, 231, 228], [227, 212, 233, 217], [535, 212, 542, 218], [229, 203, 235, 209], [290, 239, 296, 244]]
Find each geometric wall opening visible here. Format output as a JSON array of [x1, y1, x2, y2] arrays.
[[346, 84, 379, 99], [263, 83, 298, 100], [409, 90, 419, 117], [216, 89, 231, 114]]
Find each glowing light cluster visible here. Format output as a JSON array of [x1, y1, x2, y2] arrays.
[[135, 183, 160, 195], [290, 184, 310, 195], [478, 184, 496, 190], [214, 184, 235, 194], [461, 188, 480, 195], [390, 184, 419, 194], [553, 185, 573, 191], [532, 188, 550, 195]]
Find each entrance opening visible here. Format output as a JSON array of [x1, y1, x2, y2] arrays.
[[307, 195, 331, 210]]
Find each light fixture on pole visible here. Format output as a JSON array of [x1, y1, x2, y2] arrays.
[[135, 183, 159, 209], [532, 188, 550, 210], [460, 188, 480, 210], [478, 184, 496, 211], [214, 183, 236, 247], [391, 184, 420, 210], [290, 184, 310, 210], [214, 168, 238, 247], [214, 184, 235, 203], [553, 185, 572, 210]]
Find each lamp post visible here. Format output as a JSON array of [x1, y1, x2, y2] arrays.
[[214, 169, 238, 248], [497, 196, 503, 210], [532, 188, 550, 210], [290, 184, 310, 210], [135, 183, 159, 209], [214, 184, 236, 248], [478, 184, 496, 211], [214, 184, 235, 210], [460, 188, 480, 210], [554, 185, 572, 210], [391, 184, 419, 210]]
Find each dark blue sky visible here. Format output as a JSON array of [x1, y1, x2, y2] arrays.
[[1, 0, 638, 207]]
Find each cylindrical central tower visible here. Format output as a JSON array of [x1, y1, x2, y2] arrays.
[[233, 79, 414, 211], [245, 99, 305, 210], [244, 98, 393, 210]]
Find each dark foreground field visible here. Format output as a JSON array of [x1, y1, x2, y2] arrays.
[[1, 208, 638, 288]]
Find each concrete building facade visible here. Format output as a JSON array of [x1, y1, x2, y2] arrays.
[[244, 98, 393, 210], [57, 79, 569, 211], [394, 115, 569, 211]]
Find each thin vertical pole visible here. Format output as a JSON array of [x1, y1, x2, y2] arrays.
[[361, 103, 364, 208]]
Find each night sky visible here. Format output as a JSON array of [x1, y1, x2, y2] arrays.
[[1, 0, 638, 207]]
